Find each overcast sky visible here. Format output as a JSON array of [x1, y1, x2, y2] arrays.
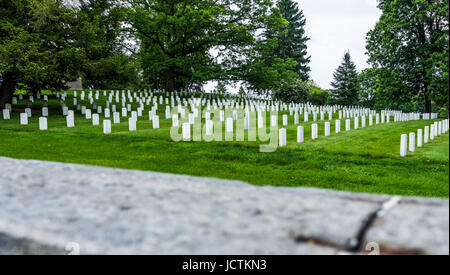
[[300, 0, 382, 89]]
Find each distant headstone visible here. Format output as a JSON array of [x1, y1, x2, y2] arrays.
[[85, 109, 92, 119], [345, 119, 350, 131]]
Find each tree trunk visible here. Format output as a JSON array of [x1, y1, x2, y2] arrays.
[[0, 72, 17, 108], [425, 95, 432, 114], [165, 69, 175, 92]]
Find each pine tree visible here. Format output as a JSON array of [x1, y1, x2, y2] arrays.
[[276, 0, 310, 81], [330, 51, 359, 106]]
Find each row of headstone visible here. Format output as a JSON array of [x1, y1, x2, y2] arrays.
[[400, 119, 449, 157]]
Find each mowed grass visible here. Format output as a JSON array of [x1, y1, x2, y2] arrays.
[[0, 94, 448, 198]]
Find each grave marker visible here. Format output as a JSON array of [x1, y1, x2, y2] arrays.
[[39, 117, 47, 130], [103, 120, 112, 134], [297, 126, 304, 143], [20, 113, 28, 125], [400, 134, 407, 157], [279, 128, 287, 147]]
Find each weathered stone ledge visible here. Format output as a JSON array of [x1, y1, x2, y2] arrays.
[[0, 157, 448, 255]]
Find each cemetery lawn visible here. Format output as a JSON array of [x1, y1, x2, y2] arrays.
[[0, 97, 448, 198]]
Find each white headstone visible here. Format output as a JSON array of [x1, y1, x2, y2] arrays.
[[335, 120, 341, 133], [206, 120, 213, 136], [361, 116, 366, 128], [271, 115, 277, 127], [152, 115, 160, 128], [311, 123, 318, 140], [226, 117, 233, 133], [25, 108, 31, 118], [104, 108, 110, 118], [2, 109, 10, 120], [39, 117, 47, 130], [297, 126, 304, 143], [369, 115, 373, 126], [430, 125, 435, 140], [66, 113, 74, 128], [121, 108, 127, 117], [324, 122, 330, 137], [85, 109, 92, 119], [400, 134, 407, 157], [345, 119, 351, 131], [409, 132, 415, 152], [282, 115, 288, 126], [113, 112, 120, 124], [354, 116, 359, 129], [129, 118, 136, 131], [20, 113, 28, 125], [103, 120, 112, 134], [182, 123, 191, 141], [417, 129, 423, 148], [279, 128, 287, 147], [172, 114, 179, 127], [424, 126, 429, 143], [92, 114, 100, 126]]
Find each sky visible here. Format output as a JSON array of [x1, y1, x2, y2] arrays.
[[205, 0, 382, 92], [300, 0, 382, 89]]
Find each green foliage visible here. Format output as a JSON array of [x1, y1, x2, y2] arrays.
[[366, 0, 449, 113], [215, 81, 227, 95], [275, 0, 310, 80], [310, 84, 329, 106], [0, 0, 81, 106], [126, 0, 273, 92], [273, 78, 310, 103], [74, 0, 139, 90], [330, 51, 360, 106], [244, 7, 299, 95]]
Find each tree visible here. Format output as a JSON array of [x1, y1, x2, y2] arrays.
[[358, 68, 379, 108], [126, 0, 273, 92], [0, 0, 81, 106], [330, 51, 359, 106], [366, 0, 449, 113], [215, 81, 227, 95], [74, 0, 138, 89], [310, 83, 329, 106], [244, 7, 299, 96], [273, 78, 310, 103], [276, 0, 310, 80]]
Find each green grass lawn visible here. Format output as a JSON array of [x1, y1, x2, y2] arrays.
[[1, 93, 448, 198]]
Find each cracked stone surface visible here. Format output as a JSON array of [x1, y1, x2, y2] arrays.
[[0, 157, 448, 255]]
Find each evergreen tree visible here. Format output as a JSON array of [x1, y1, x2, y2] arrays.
[[276, 0, 310, 80], [330, 51, 359, 106], [366, 0, 449, 113]]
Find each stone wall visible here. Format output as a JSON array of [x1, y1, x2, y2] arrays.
[[0, 157, 448, 255]]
